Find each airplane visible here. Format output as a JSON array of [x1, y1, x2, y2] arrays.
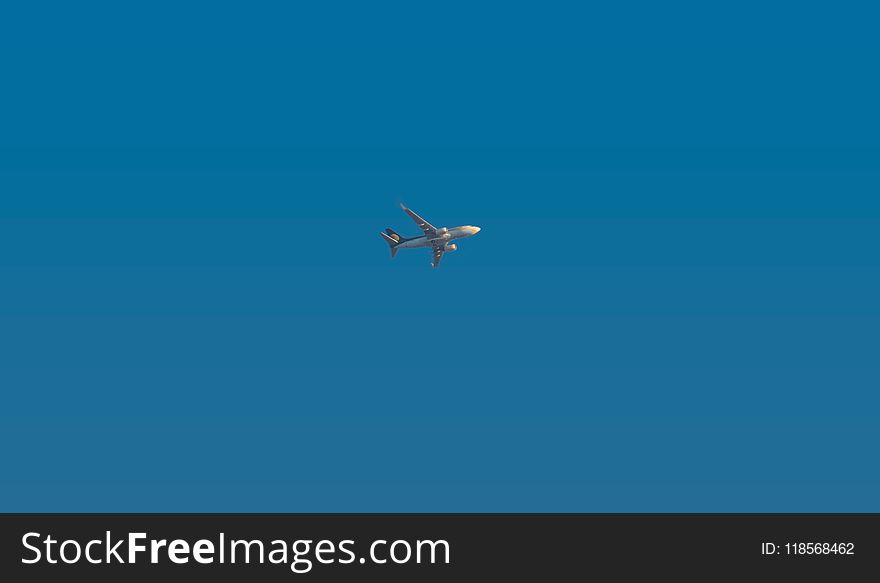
[[380, 203, 481, 268]]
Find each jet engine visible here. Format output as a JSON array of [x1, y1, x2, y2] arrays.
[[444, 244, 457, 252], [435, 227, 449, 236]]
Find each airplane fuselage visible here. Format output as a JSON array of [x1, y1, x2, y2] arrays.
[[395, 225, 481, 249]]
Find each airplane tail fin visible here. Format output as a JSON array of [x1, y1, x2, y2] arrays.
[[380, 228, 402, 257]]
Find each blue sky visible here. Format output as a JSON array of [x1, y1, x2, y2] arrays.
[[1, 1, 879, 510]]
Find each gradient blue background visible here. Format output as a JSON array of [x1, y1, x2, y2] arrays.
[[1, 1, 878, 510]]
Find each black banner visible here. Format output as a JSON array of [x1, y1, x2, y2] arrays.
[[1, 514, 876, 580]]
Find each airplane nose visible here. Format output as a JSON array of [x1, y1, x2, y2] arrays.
[[472, 226, 481, 234]]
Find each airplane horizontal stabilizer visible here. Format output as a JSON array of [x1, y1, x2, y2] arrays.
[[379, 231, 400, 257]]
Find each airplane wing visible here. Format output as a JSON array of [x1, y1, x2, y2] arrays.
[[431, 245, 444, 268], [400, 203, 437, 238]]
